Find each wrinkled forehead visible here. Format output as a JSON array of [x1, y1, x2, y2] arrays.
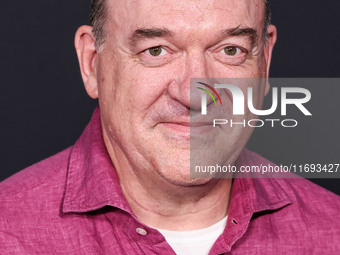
[[105, 0, 265, 39]]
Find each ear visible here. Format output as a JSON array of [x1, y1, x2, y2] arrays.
[[263, 25, 277, 95], [74, 25, 99, 99]]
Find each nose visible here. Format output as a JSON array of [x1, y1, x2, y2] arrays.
[[167, 51, 210, 110]]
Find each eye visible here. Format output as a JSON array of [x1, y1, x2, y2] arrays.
[[223, 46, 241, 56], [216, 45, 248, 66], [145, 46, 167, 57]]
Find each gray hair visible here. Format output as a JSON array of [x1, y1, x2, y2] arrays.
[[89, 0, 106, 50], [263, 0, 272, 40], [89, 0, 271, 50]]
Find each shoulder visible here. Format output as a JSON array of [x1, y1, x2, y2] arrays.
[[0, 147, 72, 197], [243, 149, 340, 251], [278, 177, 340, 217], [0, 147, 73, 221], [0, 147, 73, 251], [246, 150, 340, 234], [244, 148, 340, 213], [275, 178, 340, 251]]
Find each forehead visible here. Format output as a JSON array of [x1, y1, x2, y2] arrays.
[[106, 0, 265, 38]]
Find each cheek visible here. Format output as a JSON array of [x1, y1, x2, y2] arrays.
[[256, 50, 268, 76], [113, 62, 182, 113], [209, 58, 264, 78], [244, 80, 267, 118]]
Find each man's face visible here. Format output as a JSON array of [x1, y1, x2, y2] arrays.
[[94, 0, 274, 185]]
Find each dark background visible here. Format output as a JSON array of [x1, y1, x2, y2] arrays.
[[1, 1, 339, 194]]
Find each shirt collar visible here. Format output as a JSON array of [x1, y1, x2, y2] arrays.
[[62, 106, 133, 214], [235, 149, 292, 213]]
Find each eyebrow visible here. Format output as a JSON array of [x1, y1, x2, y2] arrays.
[[128, 26, 258, 47], [129, 28, 173, 46], [220, 26, 258, 47]]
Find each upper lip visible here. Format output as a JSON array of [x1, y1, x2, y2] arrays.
[[159, 121, 212, 127]]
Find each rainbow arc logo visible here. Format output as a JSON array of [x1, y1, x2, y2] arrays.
[[196, 82, 222, 115], [196, 82, 223, 106]]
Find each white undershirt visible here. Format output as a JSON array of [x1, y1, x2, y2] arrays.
[[156, 216, 228, 255]]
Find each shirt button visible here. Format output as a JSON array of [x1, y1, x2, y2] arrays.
[[136, 228, 148, 236]]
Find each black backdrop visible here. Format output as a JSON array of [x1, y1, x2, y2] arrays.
[[1, 1, 339, 194]]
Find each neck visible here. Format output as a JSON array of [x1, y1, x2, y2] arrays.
[[123, 174, 232, 230], [103, 131, 232, 231]]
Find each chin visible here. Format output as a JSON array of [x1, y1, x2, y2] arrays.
[[152, 148, 214, 187], [158, 167, 213, 187]]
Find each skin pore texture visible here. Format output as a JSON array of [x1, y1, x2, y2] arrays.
[[75, 0, 277, 230]]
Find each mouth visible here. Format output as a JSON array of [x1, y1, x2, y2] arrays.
[[157, 121, 214, 134]]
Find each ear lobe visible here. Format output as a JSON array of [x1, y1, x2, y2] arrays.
[[264, 25, 278, 79], [74, 25, 99, 99]]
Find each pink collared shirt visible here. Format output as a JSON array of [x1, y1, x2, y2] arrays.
[[1, 107, 340, 254]]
